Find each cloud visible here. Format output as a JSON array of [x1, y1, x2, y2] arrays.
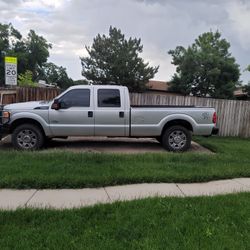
[[0, 0, 249, 83], [226, 0, 250, 50]]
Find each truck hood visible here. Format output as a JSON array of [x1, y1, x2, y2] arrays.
[[4, 100, 52, 110]]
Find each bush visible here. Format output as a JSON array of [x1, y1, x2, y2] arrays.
[[18, 70, 38, 87]]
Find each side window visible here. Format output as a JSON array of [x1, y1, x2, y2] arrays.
[[59, 89, 90, 109], [98, 89, 121, 107]]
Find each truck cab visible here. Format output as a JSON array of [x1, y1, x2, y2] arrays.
[[49, 85, 130, 137]]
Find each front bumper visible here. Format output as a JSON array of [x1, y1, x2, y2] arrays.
[[0, 108, 2, 140], [0, 124, 4, 140], [0, 107, 10, 140], [211, 127, 219, 135], [0, 123, 10, 140]]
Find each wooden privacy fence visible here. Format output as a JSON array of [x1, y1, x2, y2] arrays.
[[16, 87, 61, 103], [0, 87, 61, 105], [130, 93, 250, 138], [1, 87, 250, 137]]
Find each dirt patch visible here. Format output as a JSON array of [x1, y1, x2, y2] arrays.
[[0, 136, 213, 154]]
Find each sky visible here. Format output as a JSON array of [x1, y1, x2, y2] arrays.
[[0, 0, 250, 83]]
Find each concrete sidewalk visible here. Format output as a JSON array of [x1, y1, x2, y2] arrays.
[[0, 178, 249, 210]]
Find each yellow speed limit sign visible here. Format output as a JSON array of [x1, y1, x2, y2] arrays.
[[5, 57, 18, 85]]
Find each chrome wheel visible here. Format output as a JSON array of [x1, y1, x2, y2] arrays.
[[168, 130, 187, 150], [17, 129, 38, 149]]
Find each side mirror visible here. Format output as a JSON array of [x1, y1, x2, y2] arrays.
[[51, 99, 60, 110]]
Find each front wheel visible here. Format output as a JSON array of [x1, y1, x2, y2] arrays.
[[155, 136, 162, 144], [12, 124, 44, 150], [161, 125, 191, 152]]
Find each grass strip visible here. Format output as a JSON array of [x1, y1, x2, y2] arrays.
[[0, 136, 249, 188], [0, 193, 249, 249]]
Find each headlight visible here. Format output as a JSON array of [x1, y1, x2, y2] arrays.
[[2, 111, 10, 124]]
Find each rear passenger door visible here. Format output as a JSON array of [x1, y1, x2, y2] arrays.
[[94, 87, 126, 136]]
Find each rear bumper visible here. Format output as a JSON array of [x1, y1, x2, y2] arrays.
[[211, 127, 219, 135]]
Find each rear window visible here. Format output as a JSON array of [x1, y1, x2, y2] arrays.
[[98, 89, 121, 107]]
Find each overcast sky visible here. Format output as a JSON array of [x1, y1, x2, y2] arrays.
[[0, 0, 250, 83]]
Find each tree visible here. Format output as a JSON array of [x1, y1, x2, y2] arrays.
[[243, 65, 250, 99], [18, 70, 37, 87], [0, 23, 52, 85], [243, 84, 250, 99], [73, 79, 89, 85], [0, 23, 25, 85], [0, 22, 74, 88], [168, 31, 240, 99], [26, 30, 52, 80], [81, 26, 159, 92], [39, 62, 73, 89]]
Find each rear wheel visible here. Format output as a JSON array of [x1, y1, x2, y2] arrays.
[[12, 124, 44, 150], [161, 125, 191, 152]]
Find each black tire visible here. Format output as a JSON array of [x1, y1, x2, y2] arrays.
[[44, 137, 53, 146], [155, 137, 162, 144], [161, 125, 191, 152], [12, 123, 44, 150], [45, 137, 53, 142]]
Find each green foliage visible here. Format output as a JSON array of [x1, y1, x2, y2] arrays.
[[18, 70, 37, 87], [25, 30, 52, 80], [0, 137, 249, 189], [81, 26, 159, 92], [0, 23, 51, 85], [38, 62, 73, 89], [73, 79, 89, 85], [0, 23, 24, 85], [0, 22, 73, 88], [243, 65, 250, 99], [0, 193, 249, 249], [243, 84, 250, 99], [168, 31, 240, 99], [245, 65, 250, 72]]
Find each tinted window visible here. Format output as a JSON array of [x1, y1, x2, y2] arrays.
[[98, 89, 121, 107], [59, 89, 90, 108]]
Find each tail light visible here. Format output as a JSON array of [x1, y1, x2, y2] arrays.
[[212, 112, 217, 124]]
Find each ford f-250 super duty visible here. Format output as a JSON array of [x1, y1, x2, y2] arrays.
[[0, 85, 218, 152]]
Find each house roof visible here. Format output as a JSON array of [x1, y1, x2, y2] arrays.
[[146, 80, 170, 91], [234, 87, 247, 97]]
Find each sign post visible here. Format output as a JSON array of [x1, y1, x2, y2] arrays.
[[5, 57, 17, 86]]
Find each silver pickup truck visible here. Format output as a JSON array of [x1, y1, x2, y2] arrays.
[[0, 85, 218, 151]]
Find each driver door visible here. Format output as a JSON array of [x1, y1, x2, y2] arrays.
[[49, 87, 94, 136]]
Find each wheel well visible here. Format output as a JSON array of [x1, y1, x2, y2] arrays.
[[161, 119, 193, 136], [10, 118, 45, 135]]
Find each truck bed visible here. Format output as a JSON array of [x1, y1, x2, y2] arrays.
[[131, 105, 212, 108], [131, 105, 195, 108], [130, 105, 215, 137]]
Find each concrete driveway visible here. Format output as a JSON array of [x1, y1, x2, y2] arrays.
[[0, 135, 212, 154]]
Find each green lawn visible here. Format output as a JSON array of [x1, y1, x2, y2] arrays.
[[0, 193, 249, 250], [0, 136, 249, 189]]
